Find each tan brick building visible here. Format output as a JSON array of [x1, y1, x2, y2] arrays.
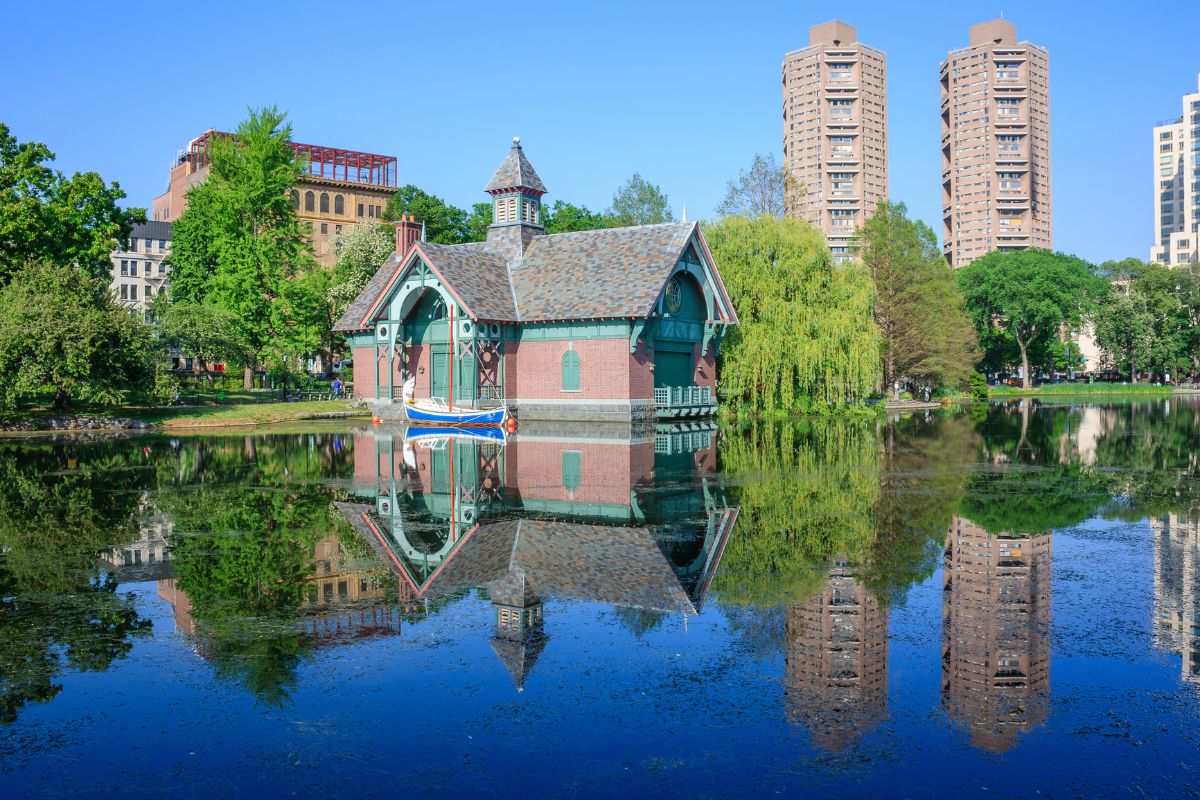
[[151, 130, 397, 267], [941, 19, 1051, 267], [782, 20, 888, 263], [109, 220, 171, 318], [942, 515, 1051, 752]]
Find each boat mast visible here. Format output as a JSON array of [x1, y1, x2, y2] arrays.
[[448, 302, 454, 411]]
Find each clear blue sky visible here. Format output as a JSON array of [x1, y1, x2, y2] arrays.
[[2, 0, 1197, 263]]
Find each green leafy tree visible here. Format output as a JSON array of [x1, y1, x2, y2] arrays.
[[608, 173, 673, 226], [716, 153, 799, 219], [0, 123, 143, 283], [383, 185, 469, 244], [854, 201, 978, 389], [541, 200, 612, 234], [957, 249, 1109, 389], [466, 201, 493, 241], [329, 222, 393, 319], [1094, 289, 1155, 381], [156, 301, 252, 383], [167, 107, 314, 389], [704, 215, 880, 413], [0, 261, 154, 409]]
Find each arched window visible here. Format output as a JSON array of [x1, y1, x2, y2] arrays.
[[290, 190, 299, 210], [334, 194, 344, 214], [319, 193, 329, 213], [304, 191, 314, 212], [561, 350, 581, 392]]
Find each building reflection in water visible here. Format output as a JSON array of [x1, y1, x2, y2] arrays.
[[942, 515, 1051, 753], [1152, 514, 1200, 686], [784, 558, 888, 753], [336, 422, 738, 690]]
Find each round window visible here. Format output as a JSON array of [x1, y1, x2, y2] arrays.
[[665, 277, 683, 314]]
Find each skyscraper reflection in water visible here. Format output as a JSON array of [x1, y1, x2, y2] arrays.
[[1152, 514, 1200, 687], [784, 559, 889, 753], [942, 516, 1051, 753]]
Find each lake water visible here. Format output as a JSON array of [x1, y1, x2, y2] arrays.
[[2, 400, 1199, 798]]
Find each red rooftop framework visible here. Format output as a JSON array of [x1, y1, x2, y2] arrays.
[[187, 130, 397, 188]]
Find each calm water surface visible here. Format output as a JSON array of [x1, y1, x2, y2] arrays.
[[2, 400, 1200, 798]]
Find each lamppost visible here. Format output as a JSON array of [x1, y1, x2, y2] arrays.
[[282, 354, 288, 400]]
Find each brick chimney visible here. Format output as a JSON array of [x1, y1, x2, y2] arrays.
[[394, 215, 422, 258]]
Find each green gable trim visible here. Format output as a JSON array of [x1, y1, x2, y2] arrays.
[[346, 333, 373, 348], [517, 320, 632, 342]]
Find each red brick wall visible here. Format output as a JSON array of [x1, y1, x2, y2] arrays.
[[503, 440, 653, 505], [695, 346, 717, 389], [351, 347, 376, 399], [512, 338, 647, 401], [630, 341, 654, 399]]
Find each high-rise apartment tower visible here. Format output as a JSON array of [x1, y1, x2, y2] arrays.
[[940, 20, 1051, 268], [1150, 74, 1200, 266], [782, 21, 888, 263]]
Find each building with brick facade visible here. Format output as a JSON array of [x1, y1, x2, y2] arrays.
[[334, 139, 738, 423], [151, 130, 397, 267], [336, 423, 737, 689], [941, 19, 1052, 268], [782, 20, 888, 264]]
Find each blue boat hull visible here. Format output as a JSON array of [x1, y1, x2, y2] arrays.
[[402, 403, 507, 427], [405, 426, 508, 444]]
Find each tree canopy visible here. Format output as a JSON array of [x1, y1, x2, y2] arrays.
[[384, 185, 470, 244], [716, 154, 797, 219], [704, 215, 880, 413], [328, 222, 394, 320], [166, 107, 315, 387], [0, 261, 155, 409], [541, 200, 612, 234], [854, 201, 978, 389], [0, 123, 143, 283], [957, 249, 1108, 388], [608, 173, 673, 226], [1095, 260, 1199, 380]]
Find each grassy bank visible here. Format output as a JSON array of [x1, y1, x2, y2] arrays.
[[0, 400, 368, 433], [988, 383, 1175, 397]]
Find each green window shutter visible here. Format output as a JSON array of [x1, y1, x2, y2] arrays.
[[562, 450, 582, 492], [561, 350, 581, 391]]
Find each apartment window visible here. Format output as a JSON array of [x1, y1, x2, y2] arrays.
[[1162, 143, 1174, 152], [334, 195, 344, 214], [129, 261, 138, 277], [128, 238, 136, 251], [144, 261, 151, 274], [319, 193, 329, 213], [119, 285, 128, 299], [368, 205, 375, 218], [158, 262, 165, 276], [830, 209, 855, 217], [357, 203, 364, 217], [1161, 131, 1173, 141], [335, 224, 342, 235], [120, 260, 128, 276], [291, 190, 300, 210], [320, 223, 328, 235], [130, 285, 137, 300], [304, 191, 314, 212]]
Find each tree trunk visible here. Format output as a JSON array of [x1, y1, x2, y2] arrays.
[[1017, 336, 1032, 390], [51, 386, 67, 411], [243, 365, 254, 390], [1130, 350, 1137, 383]]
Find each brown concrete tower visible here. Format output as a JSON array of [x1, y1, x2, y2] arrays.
[[940, 19, 1051, 267], [782, 21, 888, 263]]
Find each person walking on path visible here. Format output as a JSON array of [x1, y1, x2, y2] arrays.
[[332, 378, 343, 399]]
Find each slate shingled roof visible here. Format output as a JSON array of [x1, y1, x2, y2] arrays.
[[484, 139, 547, 194], [512, 222, 696, 321], [416, 242, 517, 321], [333, 222, 702, 331], [332, 253, 402, 332]]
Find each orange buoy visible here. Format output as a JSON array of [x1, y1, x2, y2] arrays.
[[373, 416, 381, 425], [506, 417, 517, 433]]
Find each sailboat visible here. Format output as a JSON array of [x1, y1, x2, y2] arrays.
[[401, 303, 510, 427]]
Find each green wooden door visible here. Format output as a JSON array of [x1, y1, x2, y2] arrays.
[[431, 351, 449, 400], [654, 351, 692, 388]]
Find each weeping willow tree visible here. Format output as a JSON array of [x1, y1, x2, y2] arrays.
[[712, 418, 880, 605], [704, 216, 881, 414]]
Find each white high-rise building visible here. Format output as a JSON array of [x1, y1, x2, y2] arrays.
[[1151, 74, 1200, 266]]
